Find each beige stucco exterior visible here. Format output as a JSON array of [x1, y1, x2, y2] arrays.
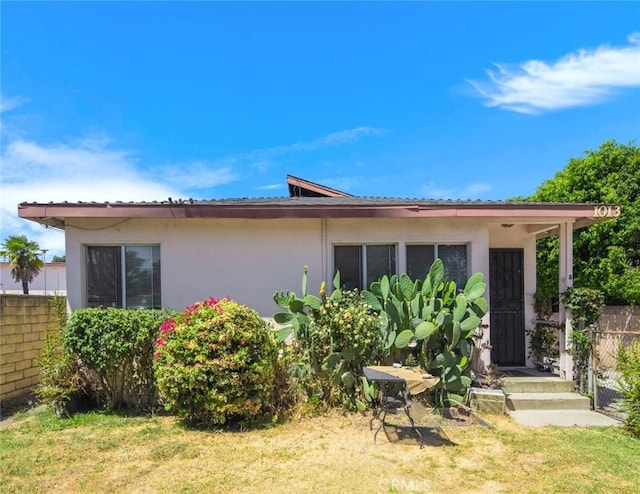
[[61, 215, 545, 370]]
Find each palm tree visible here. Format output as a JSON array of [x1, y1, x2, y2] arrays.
[[0, 235, 44, 294]]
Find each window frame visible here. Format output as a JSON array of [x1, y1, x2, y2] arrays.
[[406, 242, 469, 287], [85, 244, 161, 309], [333, 243, 398, 290]]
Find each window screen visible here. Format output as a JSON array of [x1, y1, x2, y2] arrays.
[[406, 245, 435, 280], [86, 245, 161, 308]]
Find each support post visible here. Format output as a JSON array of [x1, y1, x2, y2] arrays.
[[558, 221, 574, 380], [588, 324, 596, 410]]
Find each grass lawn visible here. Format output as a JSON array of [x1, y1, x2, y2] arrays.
[[1, 407, 638, 494]]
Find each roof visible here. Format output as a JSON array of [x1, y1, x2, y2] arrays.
[[17, 174, 619, 238], [18, 196, 618, 238]]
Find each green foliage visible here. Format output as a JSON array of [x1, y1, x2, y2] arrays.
[[154, 298, 278, 426], [568, 328, 592, 394], [0, 235, 44, 294], [526, 323, 560, 361], [616, 340, 640, 438], [527, 141, 640, 305], [273, 263, 487, 411], [273, 265, 325, 345], [64, 307, 175, 411], [563, 287, 605, 327], [274, 269, 387, 412], [310, 290, 387, 410], [562, 287, 604, 393], [364, 259, 488, 407], [35, 295, 86, 413]]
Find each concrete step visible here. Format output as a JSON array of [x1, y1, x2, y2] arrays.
[[505, 392, 591, 411], [501, 377, 574, 394]]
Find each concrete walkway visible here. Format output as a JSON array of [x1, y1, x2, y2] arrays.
[[508, 409, 621, 427]]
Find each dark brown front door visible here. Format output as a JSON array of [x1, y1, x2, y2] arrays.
[[490, 249, 525, 366]]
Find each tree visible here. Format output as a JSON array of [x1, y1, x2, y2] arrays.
[[526, 141, 640, 305], [0, 235, 44, 294], [52, 255, 66, 262]]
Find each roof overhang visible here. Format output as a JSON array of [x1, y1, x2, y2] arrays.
[[18, 200, 618, 239]]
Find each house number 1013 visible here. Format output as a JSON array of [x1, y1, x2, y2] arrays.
[[593, 205, 621, 218]]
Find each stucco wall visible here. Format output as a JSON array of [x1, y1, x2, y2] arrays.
[[0, 295, 60, 401], [64, 216, 514, 314], [65, 218, 323, 315]]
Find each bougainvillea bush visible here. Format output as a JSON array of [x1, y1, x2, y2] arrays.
[[153, 297, 278, 426]]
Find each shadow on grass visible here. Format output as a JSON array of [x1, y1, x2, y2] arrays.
[[383, 423, 456, 447], [0, 392, 39, 423]]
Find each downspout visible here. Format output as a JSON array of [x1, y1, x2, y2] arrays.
[[321, 218, 328, 283]]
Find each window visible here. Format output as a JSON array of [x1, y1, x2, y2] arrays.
[[406, 245, 435, 280], [334, 244, 396, 290], [406, 244, 468, 287], [86, 245, 161, 308], [438, 244, 468, 287]]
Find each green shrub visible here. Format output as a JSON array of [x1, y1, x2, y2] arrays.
[[274, 268, 388, 412], [153, 297, 278, 426], [64, 307, 175, 411], [35, 294, 88, 414], [562, 287, 605, 393], [526, 323, 560, 361], [309, 289, 386, 410], [274, 262, 488, 411], [616, 340, 640, 438]]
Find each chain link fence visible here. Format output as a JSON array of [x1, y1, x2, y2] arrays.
[[590, 328, 640, 420]]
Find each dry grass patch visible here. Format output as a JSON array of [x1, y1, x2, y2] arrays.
[[1, 408, 638, 493]]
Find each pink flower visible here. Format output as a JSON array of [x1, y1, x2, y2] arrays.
[[240, 339, 246, 346], [160, 319, 176, 335], [155, 336, 165, 347], [154, 351, 161, 359]]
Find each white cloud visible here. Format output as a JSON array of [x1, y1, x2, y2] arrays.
[[237, 128, 383, 175], [0, 94, 29, 113], [309, 127, 383, 148], [469, 33, 640, 114], [0, 137, 184, 256], [247, 126, 384, 158], [421, 181, 492, 200], [257, 183, 283, 191], [153, 161, 239, 191]]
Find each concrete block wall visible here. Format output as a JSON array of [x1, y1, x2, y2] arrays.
[[0, 295, 61, 402], [599, 306, 640, 333]]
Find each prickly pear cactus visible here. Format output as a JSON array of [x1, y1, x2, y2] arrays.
[[363, 259, 488, 407]]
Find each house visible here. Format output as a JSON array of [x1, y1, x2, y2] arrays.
[[17, 174, 619, 378]]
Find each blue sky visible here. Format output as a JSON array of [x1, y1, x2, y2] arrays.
[[1, 1, 639, 257]]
